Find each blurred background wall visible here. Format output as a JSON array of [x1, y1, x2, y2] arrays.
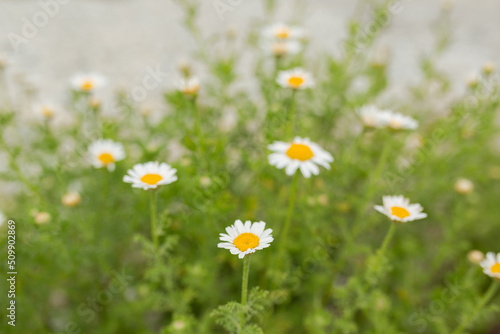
[[0, 0, 499, 109]]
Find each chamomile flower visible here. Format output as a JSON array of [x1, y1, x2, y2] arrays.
[[70, 72, 106, 93], [123, 161, 177, 191], [480, 252, 500, 279], [385, 112, 418, 130], [374, 195, 427, 223], [88, 139, 125, 172], [268, 137, 334, 178], [262, 40, 302, 57], [358, 105, 391, 128], [176, 77, 200, 95], [218, 220, 273, 259], [277, 68, 315, 90], [262, 22, 304, 41], [34, 103, 56, 120]]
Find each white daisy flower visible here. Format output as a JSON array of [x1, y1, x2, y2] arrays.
[[358, 105, 391, 128], [88, 139, 126, 172], [480, 252, 500, 279], [218, 220, 274, 259], [385, 112, 418, 130], [70, 72, 106, 93], [33, 103, 57, 119], [276, 68, 315, 90], [261, 40, 302, 57], [268, 137, 334, 178], [176, 77, 200, 95], [262, 22, 304, 41], [123, 161, 177, 191], [374, 195, 427, 223]]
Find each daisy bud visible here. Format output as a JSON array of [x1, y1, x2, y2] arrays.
[[177, 59, 192, 78], [466, 74, 479, 88], [173, 320, 186, 330], [200, 176, 211, 188], [454, 178, 474, 194], [88, 98, 101, 109], [61, 192, 81, 207], [468, 250, 484, 264], [34, 211, 51, 224], [483, 62, 495, 75]]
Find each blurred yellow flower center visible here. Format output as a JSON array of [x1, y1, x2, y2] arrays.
[[491, 263, 500, 274], [81, 80, 94, 91], [276, 28, 290, 39], [272, 43, 287, 55], [288, 76, 304, 88], [286, 143, 314, 161], [140, 173, 163, 185], [98, 153, 114, 165], [233, 233, 259, 252], [183, 84, 199, 95], [41, 107, 53, 117], [389, 119, 401, 129], [391, 206, 410, 219]]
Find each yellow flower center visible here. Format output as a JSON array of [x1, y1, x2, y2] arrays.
[[389, 119, 401, 129], [183, 84, 199, 95], [81, 80, 94, 91], [391, 206, 410, 219], [233, 233, 260, 252], [272, 43, 287, 55], [98, 153, 114, 165], [41, 107, 53, 118], [491, 263, 500, 274], [275, 28, 290, 39], [287, 76, 304, 88], [286, 143, 314, 161], [140, 173, 163, 185]]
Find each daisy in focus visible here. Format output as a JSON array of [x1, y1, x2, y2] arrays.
[[358, 105, 391, 128], [218, 220, 273, 259], [71, 72, 106, 93], [375, 195, 427, 223], [176, 77, 200, 96], [88, 139, 125, 172], [385, 112, 418, 130], [480, 252, 500, 279], [268, 137, 334, 178], [277, 68, 315, 90], [262, 22, 304, 41], [123, 161, 177, 190]]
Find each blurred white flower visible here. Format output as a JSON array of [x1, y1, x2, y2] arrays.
[[480, 252, 500, 279], [276, 68, 315, 90], [385, 112, 418, 130], [123, 161, 177, 191], [33, 103, 57, 120], [262, 22, 304, 41], [261, 40, 302, 57], [88, 139, 126, 172], [358, 105, 391, 129], [176, 76, 200, 95], [70, 72, 106, 93]]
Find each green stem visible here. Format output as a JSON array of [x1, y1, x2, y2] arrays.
[[452, 281, 499, 334], [149, 191, 159, 251], [277, 172, 299, 268], [239, 256, 251, 333], [286, 90, 297, 138], [370, 222, 396, 279]]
